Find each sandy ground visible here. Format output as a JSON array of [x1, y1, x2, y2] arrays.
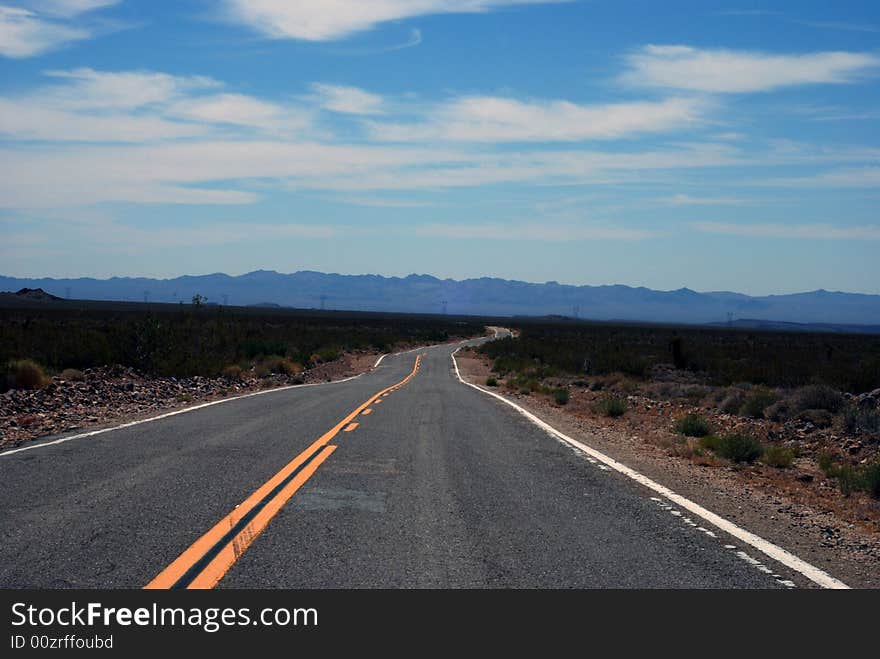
[[456, 351, 880, 589]]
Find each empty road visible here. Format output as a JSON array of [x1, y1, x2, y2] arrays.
[[0, 333, 837, 588]]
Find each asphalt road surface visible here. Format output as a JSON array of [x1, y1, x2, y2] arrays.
[[0, 333, 805, 588]]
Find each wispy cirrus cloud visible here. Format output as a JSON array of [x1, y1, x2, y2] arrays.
[[369, 95, 705, 142], [623, 45, 880, 93], [693, 221, 880, 240], [23, 0, 119, 17], [0, 68, 310, 142], [0, 1, 120, 58], [309, 82, 385, 115], [0, 5, 87, 57], [41, 67, 220, 109], [221, 0, 567, 41]]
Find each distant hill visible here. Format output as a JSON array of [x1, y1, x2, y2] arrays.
[[2, 271, 880, 327]]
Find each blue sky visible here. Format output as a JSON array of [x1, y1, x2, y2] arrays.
[[1, 1, 879, 294]]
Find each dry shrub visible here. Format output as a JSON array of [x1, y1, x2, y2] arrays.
[[60, 368, 85, 381], [5, 359, 49, 390], [222, 365, 243, 380]]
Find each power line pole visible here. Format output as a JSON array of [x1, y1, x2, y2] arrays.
[[65, 287, 71, 299], [143, 290, 150, 304], [441, 300, 448, 315], [222, 293, 229, 306], [320, 295, 328, 311], [573, 305, 580, 319]]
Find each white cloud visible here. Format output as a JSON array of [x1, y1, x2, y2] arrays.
[[221, 0, 565, 41], [0, 140, 743, 207], [0, 6, 87, 57], [693, 222, 880, 240], [0, 98, 212, 141], [310, 83, 384, 115], [0, 69, 314, 141], [0, 2, 121, 58], [42, 68, 220, 110], [167, 93, 310, 133], [370, 95, 705, 142], [624, 45, 880, 93], [23, 1, 120, 17], [416, 222, 655, 241]]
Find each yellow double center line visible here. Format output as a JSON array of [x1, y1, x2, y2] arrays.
[[145, 355, 422, 590]]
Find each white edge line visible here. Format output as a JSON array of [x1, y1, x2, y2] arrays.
[[451, 346, 850, 590], [373, 354, 387, 368]]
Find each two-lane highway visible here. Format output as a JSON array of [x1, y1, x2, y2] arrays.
[[0, 335, 833, 588]]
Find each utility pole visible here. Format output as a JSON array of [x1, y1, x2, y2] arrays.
[[143, 290, 150, 304], [441, 300, 448, 315], [573, 305, 580, 319], [727, 312, 733, 327], [222, 293, 229, 307], [65, 287, 71, 299], [320, 295, 328, 311]]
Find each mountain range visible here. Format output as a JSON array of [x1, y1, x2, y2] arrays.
[[2, 271, 880, 327]]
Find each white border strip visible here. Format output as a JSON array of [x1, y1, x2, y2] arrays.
[[451, 346, 849, 590]]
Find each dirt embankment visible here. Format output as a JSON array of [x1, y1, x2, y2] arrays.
[[456, 347, 880, 589]]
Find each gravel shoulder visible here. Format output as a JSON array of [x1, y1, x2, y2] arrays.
[[456, 352, 880, 589]]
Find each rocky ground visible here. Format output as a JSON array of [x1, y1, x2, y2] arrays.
[[456, 349, 880, 588], [0, 351, 380, 451]]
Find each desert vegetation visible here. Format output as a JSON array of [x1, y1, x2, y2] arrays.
[[0, 302, 483, 390], [477, 320, 880, 501]]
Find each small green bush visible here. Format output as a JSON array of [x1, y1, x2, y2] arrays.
[[595, 396, 626, 417], [675, 414, 712, 437], [740, 388, 778, 419], [553, 388, 570, 405], [485, 377, 498, 387], [761, 445, 794, 468], [5, 359, 50, 390], [794, 385, 845, 413], [698, 434, 722, 452], [701, 432, 763, 463], [819, 456, 880, 498]]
